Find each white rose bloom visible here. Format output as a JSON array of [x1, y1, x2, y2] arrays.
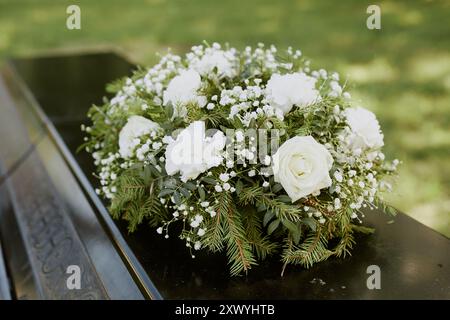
[[192, 50, 237, 78], [163, 69, 206, 118], [165, 121, 226, 182], [118, 115, 160, 158], [344, 107, 384, 150], [272, 136, 333, 202], [265, 72, 320, 115]]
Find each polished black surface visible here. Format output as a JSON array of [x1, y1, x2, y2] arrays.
[[10, 53, 450, 299], [0, 54, 146, 299], [0, 239, 11, 300]]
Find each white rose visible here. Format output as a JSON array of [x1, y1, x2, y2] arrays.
[[192, 50, 238, 78], [265, 72, 320, 115], [163, 69, 206, 118], [118, 115, 160, 158], [272, 136, 333, 202], [165, 121, 226, 182], [344, 107, 384, 150]]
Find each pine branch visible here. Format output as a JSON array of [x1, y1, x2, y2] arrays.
[[333, 223, 373, 258], [142, 187, 167, 228], [330, 208, 354, 258], [123, 201, 146, 232], [222, 202, 257, 276], [185, 102, 228, 127], [205, 192, 230, 252], [237, 184, 265, 205], [333, 231, 355, 258], [237, 184, 303, 222], [281, 230, 332, 270], [242, 206, 278, 260], [110, 173, 146, 219], [205, 211, 225, 252], [110, 169, 167, 232]]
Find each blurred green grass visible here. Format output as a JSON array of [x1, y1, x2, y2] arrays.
[[0, 0, 449, 236]]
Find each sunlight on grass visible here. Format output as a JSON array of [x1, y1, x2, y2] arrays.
[[409, 201, 450, 237], [344, 58, 398, 83], [408, 52, 450, 83], [0, 22, 14, 51]]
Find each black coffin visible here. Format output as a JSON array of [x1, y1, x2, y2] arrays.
[[0, 53, 448, 300]]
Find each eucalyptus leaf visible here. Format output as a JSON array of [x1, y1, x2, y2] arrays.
[[179, 188, 191, 199], [198, 186, 206, 201], [165, 104, 174, 118], [272, 183, 283, 193], [172, 191, 181, 205], [282, 219, 298, 233], [158, 188, 174, 197], [256, 203, 266, 212], [267, 219, 280, 235], [235, 180, 244, 194], [277, 195, 292, 203], [163, 179, 177, 189], [292, 229, 301, 245], [302, 217, 317, 232], [184, 182, 197, 191], [201, 177, 217, 185], [149, 165, 161, 177], [263, 210, 275, 227], [142, 165, 152, 184]]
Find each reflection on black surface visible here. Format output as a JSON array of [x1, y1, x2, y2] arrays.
[[12, 53, 450, 299]]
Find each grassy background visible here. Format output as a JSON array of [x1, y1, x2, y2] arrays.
[[0, 0, 449, 236]]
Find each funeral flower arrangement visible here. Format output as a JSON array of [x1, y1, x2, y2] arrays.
[[82, 43, 399, 276]]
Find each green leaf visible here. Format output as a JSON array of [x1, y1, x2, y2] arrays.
[[386, 205, 398, 216], [302, 217, 317, 232], [179, 187, 191, 199], [184, 182, 197, 191], [272, 183, 283, 193], [351, 224, 375, 234], [282, 219, 299, 233], [158, 188, 174, 197], [163, 179, 177, 189], [277, 195, 292, 203], [267, 219, 280, 235], [256, 202, 266, 212], [198, 186, 206, 201], [292, 229, 301, 245], [148, 165, 161, 177], [235, 180, 244, 194], [263, 210, 275, 227], [295, 126, 310, 136], [201, 177, 217, 185], [147, 155, 157, 166], [165, 104, 174, 118], [172, 191, 181, 205], [141, 165, 152, 184]]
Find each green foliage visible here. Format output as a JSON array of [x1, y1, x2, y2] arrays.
[[242, 206, 278, 260], [281, 231, 332, 270], [207, 192, 258, 275], [110, 168, 168, 232], [185, 102, 229, 128], [223, 206, 258, 276]]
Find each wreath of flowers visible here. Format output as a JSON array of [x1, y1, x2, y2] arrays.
[[82, 43, 399, 276]]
